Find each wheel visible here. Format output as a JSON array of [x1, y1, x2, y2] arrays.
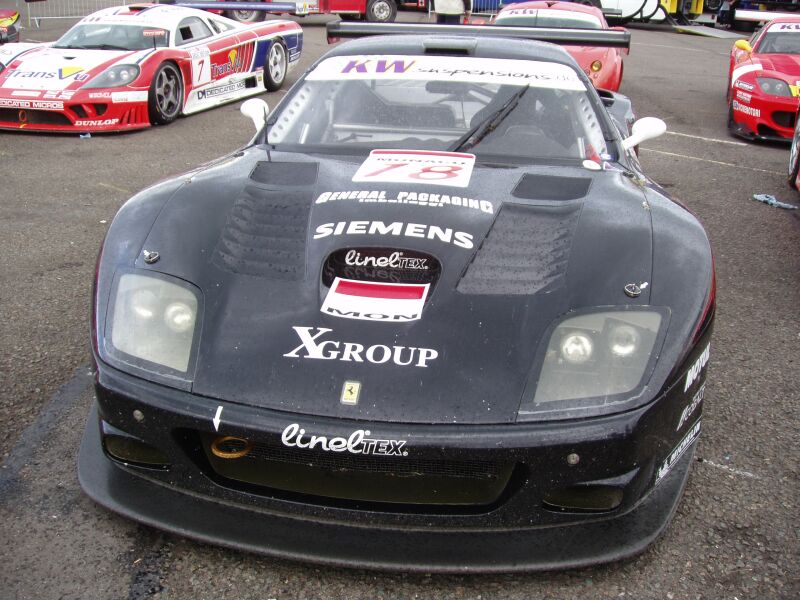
[[225, 1, 266, 23], [788, 116, 800, 188], [705, 0, 722, 10], [148, 62, 183, 126], [364, 0, 396, 22], [264, 40, 287, 92]]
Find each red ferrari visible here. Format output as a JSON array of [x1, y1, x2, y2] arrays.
[[491, 1, 626, 92], [728, 18, 800, 142]]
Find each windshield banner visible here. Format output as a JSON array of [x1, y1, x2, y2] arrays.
[[307, 55, 586, 91]]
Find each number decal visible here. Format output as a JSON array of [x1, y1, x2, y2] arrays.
[[409, 165, 462, 180], [353, 150, 475, 188], [191, 47, 212, 87]]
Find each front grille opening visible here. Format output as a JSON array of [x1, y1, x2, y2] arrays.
[[198, 433, 517, 510], [93, 103, 108, 116], [773, 110, 795, 129], [542, 484, 623, 513], [0, 108, 71, 125], [70, 104, 88, 118]]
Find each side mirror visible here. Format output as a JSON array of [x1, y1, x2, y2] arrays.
[[240, 98, 269, 133], [734, 39, 753, 53], [621, 117, 667, 151]]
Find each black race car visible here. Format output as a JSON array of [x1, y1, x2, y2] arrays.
[[79, 22, 715, 572]]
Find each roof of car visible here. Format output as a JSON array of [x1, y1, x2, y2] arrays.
[[80, 4, 221, 29], [497, 1, 606, 20]]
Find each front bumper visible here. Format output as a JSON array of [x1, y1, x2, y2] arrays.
[[0, 89, 151, 132], [729, 89, 799, 141], [78, 331, 709, 572], [79, 399, 696, 572]]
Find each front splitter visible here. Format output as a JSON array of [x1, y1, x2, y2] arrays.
[[78, 402, 695, 573]]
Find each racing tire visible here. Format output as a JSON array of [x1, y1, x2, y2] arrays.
[[264, 40, 288, 92], [788, 116, 800, 188], [148, 62, 183, 126], [225, 2, 266, 23], [364, 0, 396, 22]]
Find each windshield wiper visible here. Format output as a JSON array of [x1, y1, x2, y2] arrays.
[[449, 86, 529, 153]]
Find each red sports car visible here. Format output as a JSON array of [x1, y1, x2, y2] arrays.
[[728, 17, 800, 142], [491, 1, 626, 92], [0, 3, 301, 133]]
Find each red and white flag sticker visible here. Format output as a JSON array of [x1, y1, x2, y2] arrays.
[[321, 277, 430, 322], [352, 150, 475, 188]]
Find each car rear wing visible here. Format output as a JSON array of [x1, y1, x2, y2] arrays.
[[326, 21, 631, 49], [166, 1, 306, 15]]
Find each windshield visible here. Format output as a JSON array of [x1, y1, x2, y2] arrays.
[[757, 23, 800, 53], [495, 9, 603, 29], [267, 55, 609, 162], [53, 24, 169, 50]]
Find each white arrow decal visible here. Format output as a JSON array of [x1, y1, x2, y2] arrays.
[[213, 406, 223, 432]]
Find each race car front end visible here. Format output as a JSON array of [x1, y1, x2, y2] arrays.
[[0, 46, 153, 132], [81, 325, 711, 571], [729, 69, 800, 141], [79, 25, 714, 571]]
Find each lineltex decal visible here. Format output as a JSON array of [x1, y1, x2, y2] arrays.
[[284, 326, 438, 367], [683, 344, 710, 392], [656, 420, 701, 484], [316, 190, 492, 214], [353, 150, 476, 188], [313, 221, 474, 249], [282, 423, 408, 456], [321, 277, 430, 322], [345, 249, 428, 270]]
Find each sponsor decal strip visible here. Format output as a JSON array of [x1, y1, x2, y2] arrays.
[[316, 189, 492, 213], [353, 149, 477, 188], [0, 98, 63, 110], [314, 221, 474, 249], [656, 420, 701, 484], [282, 423, 408, 456], [684, 344, 710, 392], [307, 54, 586, 90], [732, 100, 761, 118], [677, 383, 705, 431], [284, 326, 438, 367], [321, 278, 429, 322]]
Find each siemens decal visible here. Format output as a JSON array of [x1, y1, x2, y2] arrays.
[[313, 221, 474, 249]]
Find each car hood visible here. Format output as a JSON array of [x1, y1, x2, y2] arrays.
[[0, 46, 136, 90], [753, 53, 800, 78], [134, 148, 654, 425]]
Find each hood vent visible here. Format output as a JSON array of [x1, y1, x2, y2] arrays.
[[249, 161, 318, 186], [212, 184, 311, 280], [512, 174, 592, 201], [457, 203, 580, 295]]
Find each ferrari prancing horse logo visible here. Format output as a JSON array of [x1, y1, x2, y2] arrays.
[[341, 380, 361, 405]]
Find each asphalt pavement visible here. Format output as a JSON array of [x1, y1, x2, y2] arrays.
[[0, 8, 798, 600]]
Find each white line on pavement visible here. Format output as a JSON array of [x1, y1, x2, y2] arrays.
[[641, 148, 783, 175], [700, 459, 761, 479], [665, 131, 748, 146]]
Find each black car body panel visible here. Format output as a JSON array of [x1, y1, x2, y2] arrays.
[[81, 26, 715, 571]]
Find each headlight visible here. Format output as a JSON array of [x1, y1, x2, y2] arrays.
[[106, 272, 200, 375], [518, 309, 666, 420], [84, 64, 140, 89], [756, 77, 792, 97]]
